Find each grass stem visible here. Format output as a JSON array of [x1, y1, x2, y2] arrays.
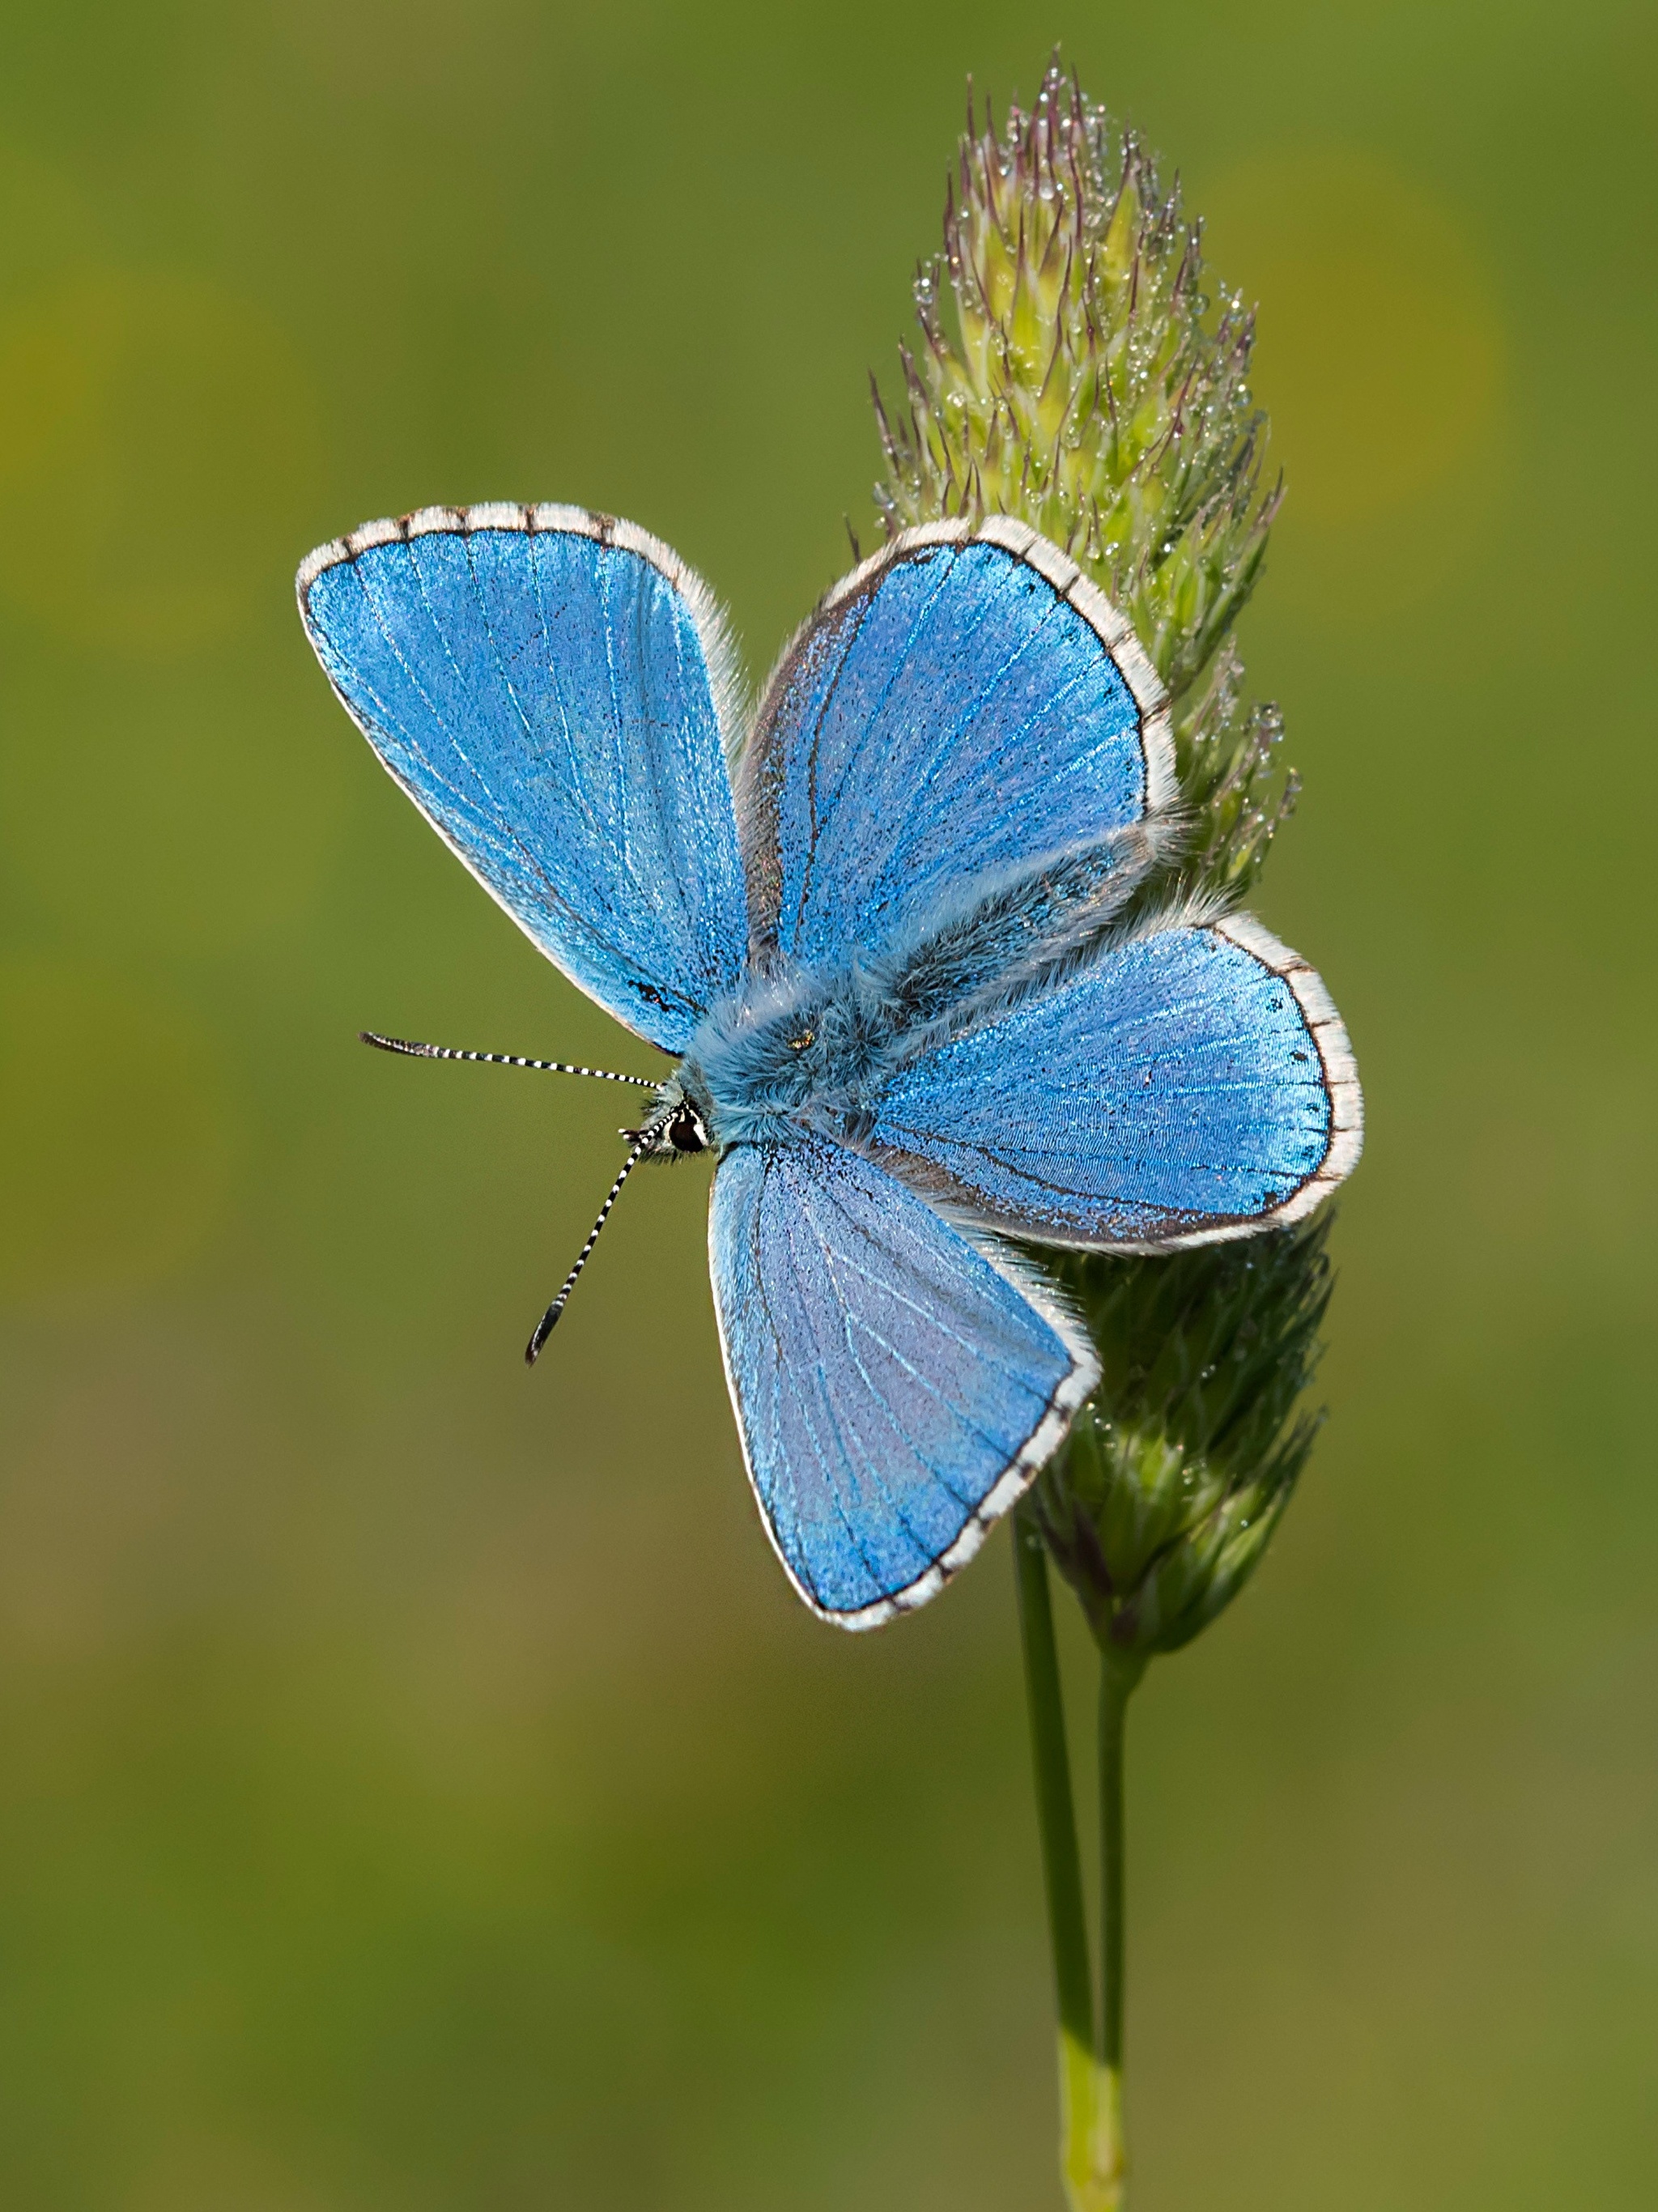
[[1015, 1507, 1138, 2211]]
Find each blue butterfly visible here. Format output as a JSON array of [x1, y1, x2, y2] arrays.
[[297, 504, 1362, 1630]]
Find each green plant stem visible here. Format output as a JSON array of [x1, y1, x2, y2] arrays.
[[1014, 1506, 1131, 2212], [1014, 1506, 1093, 2053], [1095, 1646, 1143, 2204]]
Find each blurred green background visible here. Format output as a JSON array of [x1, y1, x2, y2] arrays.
[[0, 3, 1652, 2207]]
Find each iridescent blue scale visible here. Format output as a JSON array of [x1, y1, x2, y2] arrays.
[[299, 503, 1361, 1629]]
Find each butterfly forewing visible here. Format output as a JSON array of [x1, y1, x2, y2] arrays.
[[297, 507, 748, 1053], [709, 1133, 1098, 1629]]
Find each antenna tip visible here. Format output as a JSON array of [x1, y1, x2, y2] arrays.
[[525, 1308, 560, 1365]]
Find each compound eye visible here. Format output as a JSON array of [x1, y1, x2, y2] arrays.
[[669, 1104, 708, 1154]]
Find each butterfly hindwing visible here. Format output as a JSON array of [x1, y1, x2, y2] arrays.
[[869, 915, 1363, 1249], [710, 1133, 1098, 1627], [297, 505, 749, 1053], [738, 517, 1175, 970]]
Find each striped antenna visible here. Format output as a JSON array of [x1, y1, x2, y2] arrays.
[[525, 1129, 660, 1364], [359, 1031, 657, 1087]]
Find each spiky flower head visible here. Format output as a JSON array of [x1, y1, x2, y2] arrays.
[[1032, 1219, 1333, 1663], [874, 62, 1295, 904], [874, 59, 1338, 1658]]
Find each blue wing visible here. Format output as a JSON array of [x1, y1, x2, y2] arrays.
[[738, 517, 1175, 970], [869, 915, 1363, 1249], [710, 1133, 1098, 1627], [297, 504, 749, 1053]]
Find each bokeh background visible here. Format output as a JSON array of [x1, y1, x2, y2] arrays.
[[0, 3, 1652, 2207]]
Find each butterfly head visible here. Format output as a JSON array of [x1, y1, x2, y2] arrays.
[[626, 1079, 712, 1158]]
